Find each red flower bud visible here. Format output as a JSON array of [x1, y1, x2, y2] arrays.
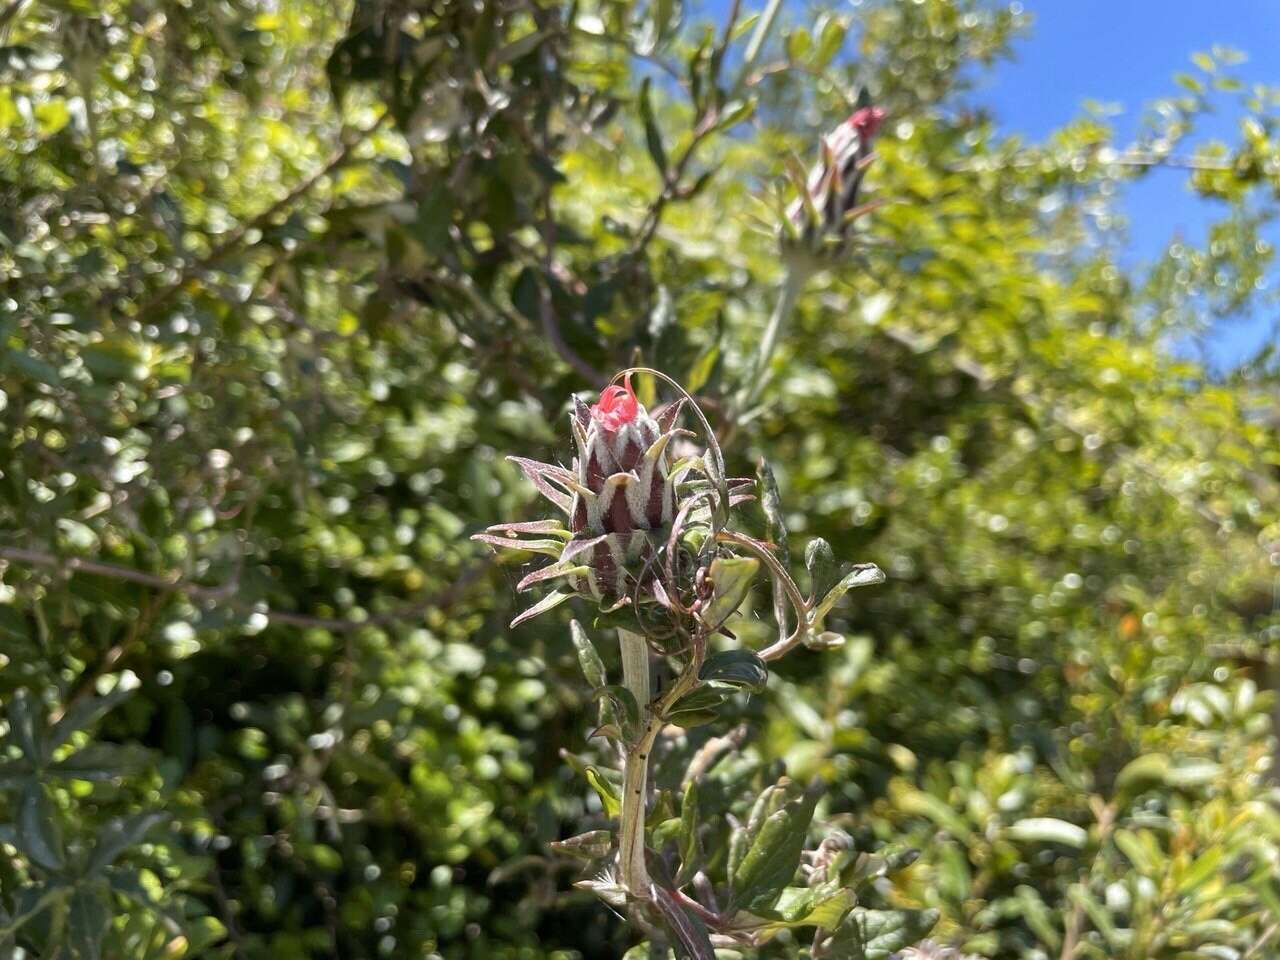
[[848, 106, 886, 141], [591, 375, 640, 432]]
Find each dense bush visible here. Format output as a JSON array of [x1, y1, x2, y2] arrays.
[[1, 0, 1278, 957]]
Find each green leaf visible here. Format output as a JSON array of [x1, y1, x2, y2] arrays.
[[1068, 885, 1122, 948], [17, 783, 65, 871], [549, 829, 613, 861], [716, 98, 756, 133], [748, 885, 855, 938], [811, 563, 885, 624], [813, 15, 847, 67], [1114, 829, 1166, 875], [730, 786, 819, 913], [104, 867, 157, 908], [1178, 846, 1224, 894], [1013, 885, 1061, 952], [702, 556, 760, 630], [805, 538, 839, 600], [699, 649, 768, 693], [570, 620, 607, 687], [1114, 753, 1170, 793], [182, 915, 229, 953], [1006, 817, 1088, 849], [825, 907, 939, 960], [755, 459, 790, 567], [48, 685, 134, 753], [0, 759, 35, 789], [510, 589, 574, 627], [48, 742, 150, 782], [8, 688, 45, 766], [586, 766, 622, 818], [0, 606, 31, 645], [665, 685, 728, 728], [592, 685, 641, 742], [639, 77, 668, 177], [677, 778, 701, 884], [685, 343, 720, 395]]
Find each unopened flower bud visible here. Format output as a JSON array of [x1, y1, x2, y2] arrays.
[[786, 100, 886, 257], [473, 375, 687, 626]]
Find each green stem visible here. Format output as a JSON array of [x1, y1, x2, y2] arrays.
[[616, 628, 705, 901], [737, 0, 784, 92], [618, 628, 653, 897], [741, 262, 813, 410]]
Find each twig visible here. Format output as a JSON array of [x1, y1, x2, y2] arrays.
[[628, 110, 720, 259]]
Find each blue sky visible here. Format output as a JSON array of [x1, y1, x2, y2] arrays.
[[979, 0, 1279, 368]]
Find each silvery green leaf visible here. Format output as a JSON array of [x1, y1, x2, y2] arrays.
[[811, 563, 885, 625], [67, 886, 111, 960], [88, 811, 167, 874], [804, 537, 838, 600], [549, 829, 613, 861], [755, 459, 790, 567], [48, 685, 134, 753], [9, 688, 45, 766], [677, 778, 701, 884], [702, 556, 759, 630], [666, 685, 729, 728], [1007, 817, 1088, 849]]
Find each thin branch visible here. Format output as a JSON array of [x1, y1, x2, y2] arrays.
[[0, 545, 487, 633], [628, 110, 721, 259]]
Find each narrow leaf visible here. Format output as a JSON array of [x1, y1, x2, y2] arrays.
[[571, 620, 607, 688], [701, 556, 760, 630], [17, 783, 65, 871], [639, 78, 668, 177], [731, 786, 819, 913]]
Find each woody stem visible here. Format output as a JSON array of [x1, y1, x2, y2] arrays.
[[618, 628, 653, 897]]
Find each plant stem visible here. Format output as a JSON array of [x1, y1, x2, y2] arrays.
[[616, 627, 705, 901], [741, 262, 813, 410], [737, 0, 783, 92], [618, 628, 653, 897]]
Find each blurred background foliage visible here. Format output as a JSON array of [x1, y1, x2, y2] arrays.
[[1, 0, 1278, 957]]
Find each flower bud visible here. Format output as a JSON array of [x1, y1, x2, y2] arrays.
[[473, 375, 687, 626], [785, 102, 885, 257]]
